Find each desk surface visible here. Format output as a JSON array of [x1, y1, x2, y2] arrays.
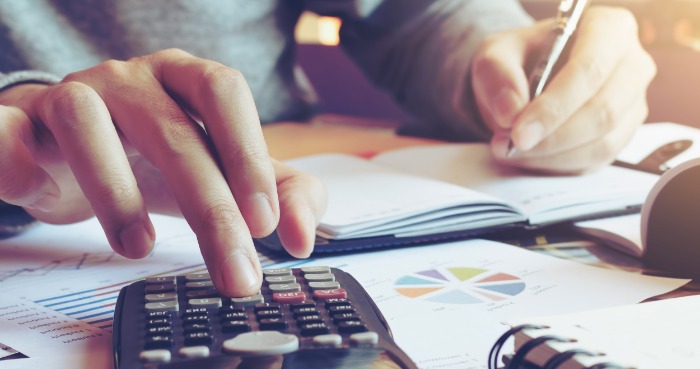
[[262, 115, 700, 301]]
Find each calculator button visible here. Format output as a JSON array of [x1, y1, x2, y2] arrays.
[[304, 273, 335, 282], [186, 289, 218, 299], [145, 284, 177, 293], [332, 313, 361, 324], [256, 310, 283, 320], [220, 304, 246, 314], [231, 293, 264, 306], [146, 326, 172, 336], [296, 315, 323, 325], [312, 334, 342, 347], [145, 335, 173, 349], [145, 293, 178, 302], [265, 275, 296, 284], [189, 298, 222, 308], [290, 300, 316, 310], [145, 276, 176, 285], [184, 272, 211, 281], [301, 266, 331, 274], [324, 298, 350, 307], [179, 346, 210, 358], [222, 331, 299, 356], [146, 311, 171, 319], [186, 281, 214, 289], [184, 307, 208, 316], [328, 305, 355, 315], [183, 314, 209, 324], [300, 323, 330, 336], [183, 323, 212, 333], [337, 321, 367, 334], [184, 331, 213, 346], [350, 332, 379, 347], [313, 288, 347, 300], [292, 307, 318, 318], [146, 318, 172, 327], [254, 303, 281, 312], [262, 268, 293, 276], [308, 281, 340, 290], [268, 283, 301, 293], [221, 312, 248, 321], [221, 320, 252, 333], [139, 349, 171, 363], [145, 301, 179, 312], [259, 318, 287, 331], [272, 291, 306, 304]]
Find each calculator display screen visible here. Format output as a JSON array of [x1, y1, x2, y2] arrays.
[[157, 348, 403, 369]]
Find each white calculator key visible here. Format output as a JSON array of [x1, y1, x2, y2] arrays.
[[145, 276, 176, 285], [231, 293, 264, 306], [185, 281, 214, 289], [308, 281, 340, 290], [139, 349, 171, 363], [262, 268, 293, 276], [268, 283, 301, 293], [301, 266, 331, 274], [184, 272, 211, 281], [145, 293, 178, 302], [350, 331, 379, 347], [145, 301, 179, 312], [189, 298, 222, 308], [223, 331, 299, 356], [312, 334, 342, 347], [179, 346, 210, 358], [304, 273, 335, 282]]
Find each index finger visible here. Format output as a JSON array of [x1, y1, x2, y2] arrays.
[[511, 7, 639, 151], [154, 50, 279, 239]]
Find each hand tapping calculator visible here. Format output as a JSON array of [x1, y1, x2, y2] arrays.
[[113, 266, 418, 369]]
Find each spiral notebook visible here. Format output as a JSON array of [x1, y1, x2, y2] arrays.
[[491, 294, 700, 369], [255, 144, 658, 254]]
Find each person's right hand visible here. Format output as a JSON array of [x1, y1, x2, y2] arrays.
[[0, 49, 327, 297]]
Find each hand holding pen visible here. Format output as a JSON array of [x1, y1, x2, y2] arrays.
[[471, 5, 656, 174]]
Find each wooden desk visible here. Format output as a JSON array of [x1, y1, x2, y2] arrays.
[[262, 115, 438, 160]]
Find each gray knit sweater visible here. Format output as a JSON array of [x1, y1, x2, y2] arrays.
[[0, 0, 532, 141]]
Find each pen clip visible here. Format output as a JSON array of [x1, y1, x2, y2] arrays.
[[556, 0, 588, 34]]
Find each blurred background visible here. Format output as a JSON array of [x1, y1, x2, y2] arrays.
[[294, 0, 700, 129]]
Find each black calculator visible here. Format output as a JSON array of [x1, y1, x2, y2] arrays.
[[113, 266, 418, 369]]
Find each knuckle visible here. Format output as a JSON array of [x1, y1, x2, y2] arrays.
[[156, 118, 206, 159], [46, 82, 102, 125], [595, 102, 617, 134], [225, 144, 269, 168], [94, 59, 128, 75], [198, 202, 246, 234], [198, 65, 246, 96], [89, 177, 138, 212], [0, 175, 35, 201], [154, 48, 192, 60], [573, 57, 605, 85]]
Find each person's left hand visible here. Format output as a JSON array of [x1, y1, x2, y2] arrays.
[[471, 6, 656, 174]]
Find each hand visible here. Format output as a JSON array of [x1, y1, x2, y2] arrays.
[[471, 6, 656, 174], [0, 49, 327, 296]]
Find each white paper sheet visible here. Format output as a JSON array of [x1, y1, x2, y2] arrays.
[[0, 216, 688, 369]]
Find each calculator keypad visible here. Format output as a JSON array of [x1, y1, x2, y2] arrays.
[[137, 266, 372, 363]]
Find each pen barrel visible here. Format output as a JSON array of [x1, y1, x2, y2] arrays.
[[528, 28, 568, 98]]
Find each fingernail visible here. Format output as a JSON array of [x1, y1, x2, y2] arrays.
[[119, 222, 153, 259], [516, 121, 544, 151], [221, 253, 259, 294], [250, 193, 275, 236], [29, 193, 59, 212], [491, 89, 524, 129]]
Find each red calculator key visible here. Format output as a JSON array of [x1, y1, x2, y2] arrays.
[[313, 288, 347, 300], [272, 291, 307, 303]]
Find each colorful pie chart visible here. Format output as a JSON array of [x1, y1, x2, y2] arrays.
[[394, 267, 526, 304]]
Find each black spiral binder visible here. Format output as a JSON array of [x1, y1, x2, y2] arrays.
[[489, 324, 635, 369]]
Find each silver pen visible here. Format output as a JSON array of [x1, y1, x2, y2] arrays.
[[507, 0, 589, 157]]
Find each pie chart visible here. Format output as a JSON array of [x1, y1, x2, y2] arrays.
[[394, 267, 526, 304]]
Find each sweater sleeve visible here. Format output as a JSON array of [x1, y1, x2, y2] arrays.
[[303, 0, 533, 141], [0, 70, 61, 93]]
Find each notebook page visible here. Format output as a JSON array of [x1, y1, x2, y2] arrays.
[[286, 154, 524, 237], [372, 144, 659, 225], [617, 122, 700, 169], [510, 295, 700, 369]]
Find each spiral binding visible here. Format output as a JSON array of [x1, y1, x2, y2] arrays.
[[542, 349, 597, 369], [489, 324, 635, 369], [488, 324, 548, 369], [505, 335, 572, 369]]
